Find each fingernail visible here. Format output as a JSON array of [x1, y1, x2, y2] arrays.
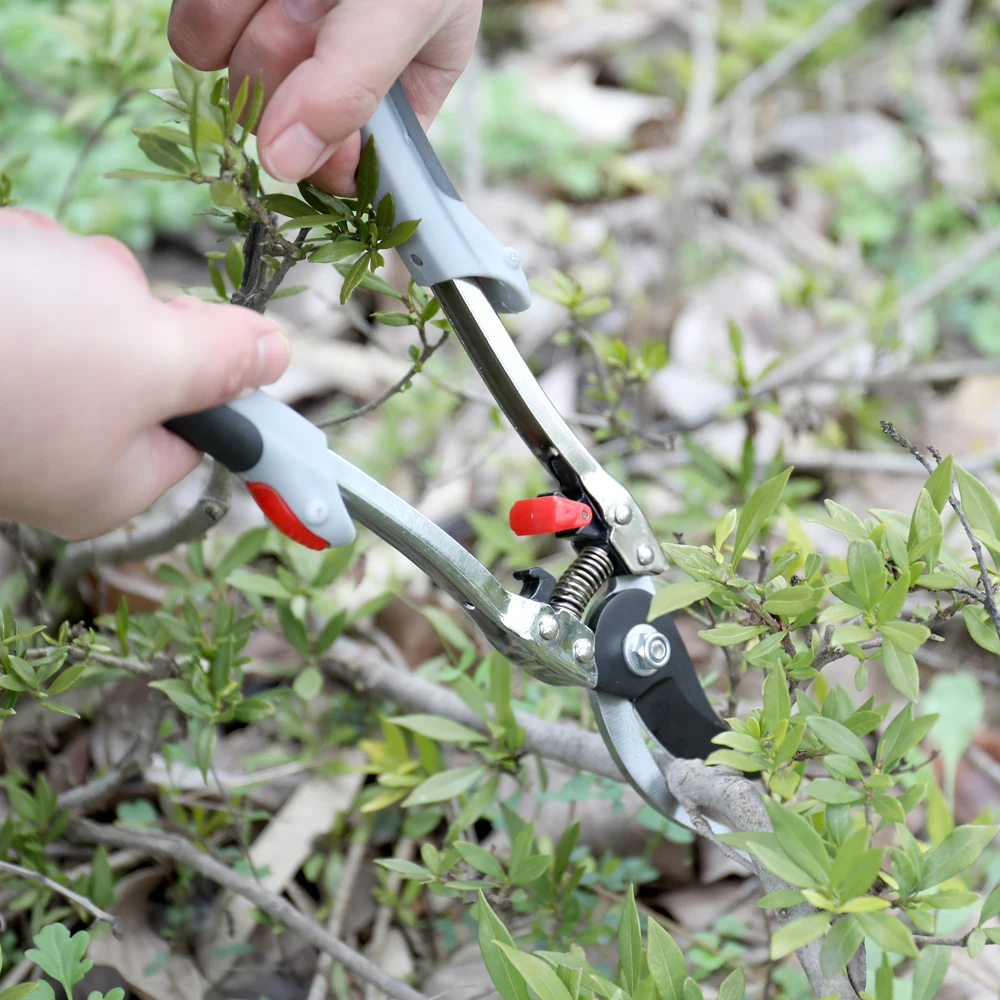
[[283, 0, 329, 22], [255, 331, 290, 385], [262, 122, 333, 183]]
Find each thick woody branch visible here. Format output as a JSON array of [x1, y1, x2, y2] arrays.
[[55, 461, 232, 586]]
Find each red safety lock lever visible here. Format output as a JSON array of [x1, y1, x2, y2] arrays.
[[509, 495, 594, 536]]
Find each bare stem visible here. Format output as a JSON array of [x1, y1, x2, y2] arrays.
[[0, 859, 121, 938]]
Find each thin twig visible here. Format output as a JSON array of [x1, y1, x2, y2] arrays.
[[913, 931, 997, 948], [57, 90, 137, 219], [0, 859, 121, 938], [55, 460, 232, 585], [307, 837, 369, 1000], [0, 47, 71, 116], [26, 646, 154, 678], [881, 422, 1000, 640], [317, 332, 450, 429], [70, 819, 427, 1000]]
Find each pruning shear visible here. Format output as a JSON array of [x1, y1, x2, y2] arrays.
[[164, 83, 727, 824]]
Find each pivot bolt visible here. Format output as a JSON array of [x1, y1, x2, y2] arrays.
[[613, 504, 633, 525], [572, 638, 595, 663], [538, 615, 559, 640], [636, 544, 655, 566], [623, 623, 671, 677]]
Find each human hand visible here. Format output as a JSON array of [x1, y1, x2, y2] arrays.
[[168, 0, 482, 192], [0, 209, 290, 540]]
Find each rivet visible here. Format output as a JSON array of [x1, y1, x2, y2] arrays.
[[538, 615, 559, 640], [572, 638, 594, 663], [613, 504, 633, 525], [636, 544, 655, 566]]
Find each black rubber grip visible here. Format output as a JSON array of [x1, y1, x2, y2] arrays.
[[164, 404, 264, 474], [386, 81, 461, 202]]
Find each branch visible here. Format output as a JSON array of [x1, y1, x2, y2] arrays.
[[323, 636, 624, 783], [0, 859, 121, 938], [317, 331, 450, 429], [669, 0, 878, 169], [55, 460, 232, 586], [56, 90, 138, 219], [69, 819, 427, 1000], [880, 422, 1000, 639], [27, 646, 154, 678], [664, 759, 862, 999], [913, 931, 997, 948], [55, 656, 172, 812], [325, 637, 862, 998]]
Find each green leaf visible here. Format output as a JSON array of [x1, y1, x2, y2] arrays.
[[148, 679, 214, 720], [955, 465, 1000, 550], [697, 624, 767, 646], [911, 946, 950, 1000], [719, 832, 816, 888], [508, 855, 550, 885], [878, 703, 937, 772], [879, 620, 929, 654], [355, 135, 379, 211], [210, 179, 243, 210], [757, 890, 806, 909], [763, 662, 791, 736], [648, 580, 715, 619], [770, 913, 831, 960], [919, 824, 999, 889], [225, 569, 289, 599], [682, 979, 704, 1000], [293, 666, 323, 701], [225, 239, 245, 289], [455, 841, 505, 879], [374, 859, 435, 881], [422, 608, 474, 652], [402, 767, 485, 807], [881, 640, 919, 702], [476, 892, 529, 1000], [832, 624, 874, 646], [646, 920, 687, 1000], [389, 715, 487, 744], [310, 239, 367, 263], [380, 218, 421, 249], [0, 987, 42, 1000], [213, 527, 270, 581], [855, 911, 918, 958], [136, 132, 194, 174], [46, 661, 87, 698], [25, 924, 93, 1000], [764, 798, 831, 878], [260, 194, 318, 218], [704, 749, 766, 772], [242, 73, 264, 139], [731, 467, 793, 570], [105, 169, 190, 182], [907, 489, 942, 564], [961, 605, 1000, 654], [195, 721, 217, 782], [277, 603, 309, 658], [847, 539, 887, 613], [717, 968, 744, 1000], [876, 574, 909, 628], [820, 916, 864, 978], [763, 585, 822, 618], [340, 253, 372, 304], [807, 716, 872, 764], [979, 883, 1000, 925], [924, 455, 954, 513], [806, 780, 864, 804], [812, 500, 870, 540], [496, 945, 575, 1000], [617, 884, 643, 994], [970, 926, 988, 957]]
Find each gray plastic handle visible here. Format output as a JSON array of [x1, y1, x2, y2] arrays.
[[360, 82, 531, 315]]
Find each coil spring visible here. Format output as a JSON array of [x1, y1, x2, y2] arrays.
[[550, 546, 615, 619]]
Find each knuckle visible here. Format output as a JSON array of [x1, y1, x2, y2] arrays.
[[336, 79, 382, 130]]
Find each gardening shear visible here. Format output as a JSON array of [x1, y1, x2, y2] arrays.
[[164, 83, 727, 824]]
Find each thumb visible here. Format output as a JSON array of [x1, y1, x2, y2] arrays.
[[155, 298, 291, 419]]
